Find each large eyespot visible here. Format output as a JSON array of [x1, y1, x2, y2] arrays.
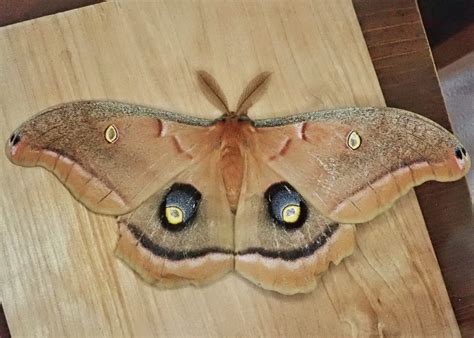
[[265, 182, 308, 230], [159, 183, 201, 231], [347, 130, 361, 150], [105, 124, 119, 143]]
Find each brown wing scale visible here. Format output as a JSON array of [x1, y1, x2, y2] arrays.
[[250, 107, 470, 223], [6, 101, 221, 215], [234, 153, 355, 294], [116, 150, 234, 286]]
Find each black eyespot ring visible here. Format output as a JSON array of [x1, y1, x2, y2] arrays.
[[455, 146, 464, 160], [461, 146, 467, 156], [9, 132, 21, 146], [159, 183, 201, 232], [264, 182, 308, 230]]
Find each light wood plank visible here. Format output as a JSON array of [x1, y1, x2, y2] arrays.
[[0, 1, 459, 336]]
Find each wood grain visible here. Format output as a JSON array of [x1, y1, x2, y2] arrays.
[[353, 1, 474, 335], [0, 1, 460, 336], [433, 23, 474, 69], [0, 0, 102, 27]]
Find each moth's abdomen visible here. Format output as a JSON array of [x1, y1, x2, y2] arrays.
[[220, 143, 244, 213], [218, 119, 250, 213]]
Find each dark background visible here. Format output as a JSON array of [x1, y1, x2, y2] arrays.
[[419, 0, 472, 45]]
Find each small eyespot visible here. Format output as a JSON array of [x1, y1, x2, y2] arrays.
[[9, 132, 21, 146], [165, 206, 184, 225], [347, 131, 361, 150], [282, 204, 301, 224], [105, 124, 119, 143], [455, 146, 464, 160]]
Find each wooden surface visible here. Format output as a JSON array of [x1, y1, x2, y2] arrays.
[[353, 1, 474, 335], [433, 23, 474, 69], [0, 0, 102, 27], [0, 1, 462, 336], [418, 0, 474, 68]]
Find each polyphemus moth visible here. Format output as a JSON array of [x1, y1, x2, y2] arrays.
[[5, 72, 470, 295]]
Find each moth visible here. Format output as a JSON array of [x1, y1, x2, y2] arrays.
[[5, 72, 470, 294]]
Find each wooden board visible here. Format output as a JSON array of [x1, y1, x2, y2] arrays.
[[0, 0, 102, 27], [0, 1, 460, 336], [353, 1, 474, 334]]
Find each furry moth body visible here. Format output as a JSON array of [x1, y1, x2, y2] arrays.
[[5, 73, 470, 294]]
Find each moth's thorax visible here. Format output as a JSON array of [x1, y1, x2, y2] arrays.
[[218, 117, 253, 213]]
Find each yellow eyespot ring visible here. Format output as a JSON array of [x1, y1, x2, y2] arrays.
[[347, 130, 361, 150], [165, 206, 184, 225], [105, 124, 119, 144], [282, 204, 301, 223]]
